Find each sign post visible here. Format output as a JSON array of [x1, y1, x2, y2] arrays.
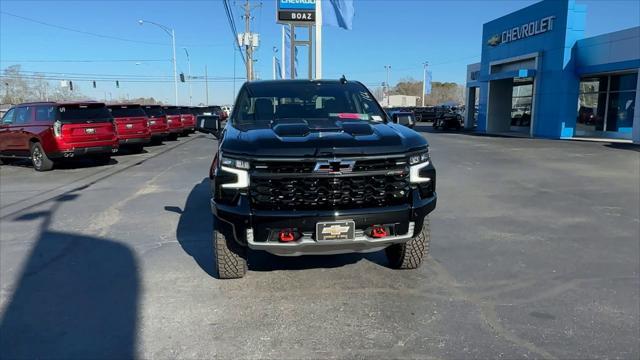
[[277, 0, 316, 80]]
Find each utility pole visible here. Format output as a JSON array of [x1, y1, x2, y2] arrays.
[[205, 65, 209, 106], [422, 61, 429, 107], [241, 0, 261, 81], [183, 48, 192, 106], [384, 65, 392, 107]]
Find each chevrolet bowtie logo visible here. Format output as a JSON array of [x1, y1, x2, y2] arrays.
[[313, 160, 355, 174], [321, 224, 351, 237], [487, 34, 501, 47]]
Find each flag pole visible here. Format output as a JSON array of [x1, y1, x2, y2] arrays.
[[281, 26, 286, 79], [315, 0, 322, 79]]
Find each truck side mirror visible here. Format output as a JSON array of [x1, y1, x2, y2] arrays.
[[196, 115, 223, 139]]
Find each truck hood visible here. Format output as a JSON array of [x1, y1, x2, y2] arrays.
[[220, 119, 428, 157]]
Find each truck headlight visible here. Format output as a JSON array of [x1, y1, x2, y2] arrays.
[[220, 156, 250, 188], [409, 150, 431, 183]]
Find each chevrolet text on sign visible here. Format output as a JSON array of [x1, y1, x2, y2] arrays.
[[488, 16, 555, 46]]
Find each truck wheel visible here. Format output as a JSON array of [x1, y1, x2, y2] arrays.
[[167, 133, 178, 141], [214, 223, 247, 279], [30, 142, 54, 171], [386, 217, 430, 269], [129, 144, 144, 154]]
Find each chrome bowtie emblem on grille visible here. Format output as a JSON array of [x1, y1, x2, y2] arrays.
[[84, 128, 96, 134], [313, 160, 355, 174], [126, 124, 133, 129]]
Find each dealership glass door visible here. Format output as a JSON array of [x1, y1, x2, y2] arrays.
[[511, 77, 534, 133], [576, 72, 637, 139]]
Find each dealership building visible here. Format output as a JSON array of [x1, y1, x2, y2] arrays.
[[465, 0, 640, 143]]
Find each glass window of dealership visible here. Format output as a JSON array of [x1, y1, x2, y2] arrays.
[[465, 0, 640, 143]]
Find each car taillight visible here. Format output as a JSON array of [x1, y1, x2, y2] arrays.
[[53, 120, 62, 137]]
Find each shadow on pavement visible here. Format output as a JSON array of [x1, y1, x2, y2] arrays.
[[0, 193, 139, 359], [604, 142, 640, 152], [168, 178, 216, 277], [171, 179, 388, 278]]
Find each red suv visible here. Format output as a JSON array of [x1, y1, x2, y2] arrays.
[[142, 105, 169, 144], [161, 106, 183, 140], [0, 101, 118, 171], [179, 107, 196, 134], [107, 104, 151, 153]]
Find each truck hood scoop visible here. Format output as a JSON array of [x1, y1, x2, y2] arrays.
[[271, 119, 374, 137]]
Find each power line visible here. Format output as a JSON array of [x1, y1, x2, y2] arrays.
[[0, 11, 169, 46], [223, 0, 247, 66], [0, 11, 228, 48], [0, 59, 169, 64]]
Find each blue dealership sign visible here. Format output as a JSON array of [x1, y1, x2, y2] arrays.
[[278, 0, 316, 23], [279, 0, 315, 10]]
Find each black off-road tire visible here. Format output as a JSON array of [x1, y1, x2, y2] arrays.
[[386, 217, 430, 269], [30, 142, 54, 171], [214, 224, 247, 279]]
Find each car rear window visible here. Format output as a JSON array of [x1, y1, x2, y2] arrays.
[[108, 106, 147, 118], [58, 104, 113, 123], [143, 106, 164, 117], [163, 107, 181, 115]]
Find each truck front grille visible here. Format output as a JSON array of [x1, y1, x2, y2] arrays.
[[250, 174, 410, 211]]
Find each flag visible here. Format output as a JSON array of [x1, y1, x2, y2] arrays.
[[275, 57, 283, 79], [323, 0, 355, 30], [424, 71, 432, 95], [283, 26, 298, 78]]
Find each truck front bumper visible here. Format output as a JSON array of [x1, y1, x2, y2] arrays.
[[211, 191, 436, 256]]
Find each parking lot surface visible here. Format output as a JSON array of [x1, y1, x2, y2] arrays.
[[0, 129, 638, 359]]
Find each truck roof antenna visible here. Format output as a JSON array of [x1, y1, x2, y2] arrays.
[[340, 75, 347, 84]]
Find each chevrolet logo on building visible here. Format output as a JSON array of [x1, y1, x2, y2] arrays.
[[487, 34, 502, 47]]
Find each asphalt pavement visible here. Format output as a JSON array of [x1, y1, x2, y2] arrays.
[[0, 128, 638, 359]]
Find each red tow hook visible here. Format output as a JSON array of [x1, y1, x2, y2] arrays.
[[371, 226, 388, 238], [278, 230, 296, 242]]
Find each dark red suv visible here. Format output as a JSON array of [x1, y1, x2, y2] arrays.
[[142, 105, 169, 144], [179, 107, 196, 134], [161, 106, 183, 141], [107, 104, 151, 153], [0, 101, 118, 171]]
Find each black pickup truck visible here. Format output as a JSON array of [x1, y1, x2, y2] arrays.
[[205, 79, 437, 278]]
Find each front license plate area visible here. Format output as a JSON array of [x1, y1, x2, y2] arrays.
[[316, 220, 355, 241]]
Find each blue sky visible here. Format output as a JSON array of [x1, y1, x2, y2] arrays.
[[1, 0, 638, 105]]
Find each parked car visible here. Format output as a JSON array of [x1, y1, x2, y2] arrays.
[[161, 106, 183, 140], [107, 104, 151, 153], [204, 79, 437, 278], [179, 107, 197, 135], [0, 101, 118, 171], [433, 109, 463, 130], [142, 105, 169, 144]]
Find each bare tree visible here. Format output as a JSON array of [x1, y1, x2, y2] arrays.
[[32, 73, 51, 101], [1, 65, 33, 104]]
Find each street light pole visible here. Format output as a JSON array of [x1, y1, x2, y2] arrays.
[[384, 65, 391, 107], [183, 48, 192, 106], [139, 19, 179, 105], [422, 61, 429, 107]]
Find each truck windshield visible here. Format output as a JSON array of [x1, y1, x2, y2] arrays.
[[233, 81, 387, 127], [57, 104, 113, 123], [108, 106, 146, 118]]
